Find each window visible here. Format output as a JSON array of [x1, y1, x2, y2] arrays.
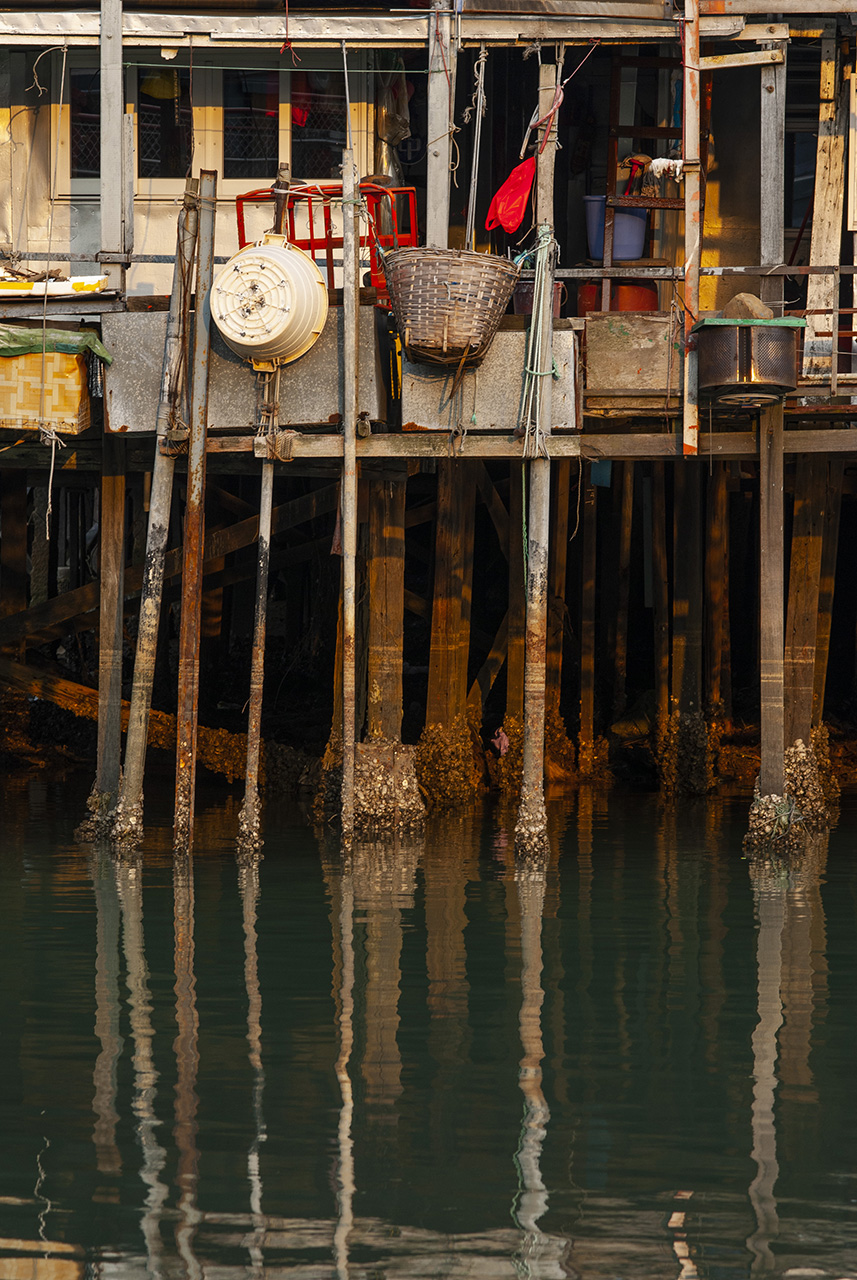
[[69, 67, 100, 179]]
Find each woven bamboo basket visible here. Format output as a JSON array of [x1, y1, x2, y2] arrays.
[[383, 246, 520, 367]]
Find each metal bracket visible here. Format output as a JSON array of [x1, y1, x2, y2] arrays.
[[97, 251, 132, 264]]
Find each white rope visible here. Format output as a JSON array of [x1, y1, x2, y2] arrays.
[[518, 223, 556, 459]]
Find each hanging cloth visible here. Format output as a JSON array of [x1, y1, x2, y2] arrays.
[[485, 156, 536, 235]]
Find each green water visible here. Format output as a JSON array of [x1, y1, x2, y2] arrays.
[[1, 774, 856, 1279]]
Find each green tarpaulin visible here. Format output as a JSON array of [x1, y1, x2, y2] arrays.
[[0, 323, 112, 365]]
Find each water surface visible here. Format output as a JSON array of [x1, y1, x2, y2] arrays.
[[1, 775, 856, 1278]]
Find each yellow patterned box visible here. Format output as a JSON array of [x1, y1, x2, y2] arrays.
[[0, 350, 90, 434]]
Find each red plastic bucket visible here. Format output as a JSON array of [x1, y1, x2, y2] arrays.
[[612, 283, 659, 311]]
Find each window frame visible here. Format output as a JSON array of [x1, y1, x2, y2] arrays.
[[57, 48, 373, 203]]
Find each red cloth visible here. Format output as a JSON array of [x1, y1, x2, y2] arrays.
[[485, 157, 536, 234]]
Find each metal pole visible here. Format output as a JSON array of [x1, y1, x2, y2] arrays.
[[112, 179, 199, 849], [682, 0, 701, 455], [515, 60, 556, 856], [100, 0, 125, 293], [174, 168, 217, 854], [340, 152, 359, 842]]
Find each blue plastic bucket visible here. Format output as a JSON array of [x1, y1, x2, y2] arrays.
[[584, 195, 648, 261]]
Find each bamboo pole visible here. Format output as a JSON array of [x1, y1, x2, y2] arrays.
[[340, 150, 359, 842], [174, 169, 217, 854], [237, 169, 290, 855], [112, 179, 199, 848], [515, 59, 557, 854]]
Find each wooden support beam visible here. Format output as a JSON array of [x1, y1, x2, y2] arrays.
[[671, 462, 703, 716], [611, 461, 634, 722], [759, 404, 785, 796], [546, 459, 572, 722], [0, 470, 28, 629], [801, 37, 848, 382], [367, 469, 406, 741], [100, 0, 125, 294], [651, 462, 670, 736], [784, 456, 826, 747], [426, 462, 476, 727], [812, 459, 843, 729], [705, 463, 729, 710], [95, 436, 126, 806], [578, 469, 597, 770], [468, 610, 509, 711], [0, 483, 340, 648], [506, 462, 526, 723]]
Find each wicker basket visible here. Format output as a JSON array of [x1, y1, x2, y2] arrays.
[[383, 246, 520, 367]]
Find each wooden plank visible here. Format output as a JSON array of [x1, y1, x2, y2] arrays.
[[759, 403, 785, 796], [367, 471, 406, 741], [812, 458, 843, 728], [784, 457, 827, 747], [802, 39, 848, 381]]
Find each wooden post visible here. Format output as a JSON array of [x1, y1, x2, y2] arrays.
[[545, 459, 571, 722], [759, 37, 786, 310], [682, 0, 701, 455], [578, 470, 597, 771], [340, 150, 360, 841], [705, 462, 729, 711], [671, 462, 703, 717], [611, 461, 634, 722], [812, 459, 843, 728], [426, 462, 475, 727], [113, 180, 198, 847], [802, 32, 847, 382], [425, 3, 455, 248], [0, 471, 28, 630], [784, 457, 826, 748], [96, 436, 126, 808], [506, 462, 526, 723], [174, 169, 217, 853], [515, 58, 557, 851], [759, 404, 785, 797], [100, 0, 126, 294], [367, 468, 406, 741], [652, 462, 670, 737]]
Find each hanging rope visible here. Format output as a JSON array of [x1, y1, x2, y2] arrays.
[[463, 45, 488, 252], [518, 223, 557, 460]]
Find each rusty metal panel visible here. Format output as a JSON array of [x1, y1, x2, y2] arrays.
[[400, 329, 577, 433], [102, 307, 382, 432], [584, 313, 682, 395]]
